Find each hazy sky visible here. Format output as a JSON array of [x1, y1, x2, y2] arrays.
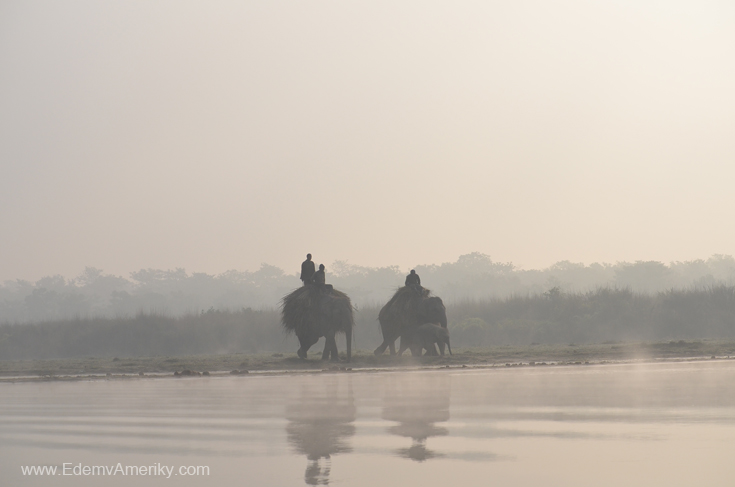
[[1, 1, 734, 282]]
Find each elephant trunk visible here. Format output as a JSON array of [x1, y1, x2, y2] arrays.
[[447, 338, 452, 355], [439, 312, 447, 328]]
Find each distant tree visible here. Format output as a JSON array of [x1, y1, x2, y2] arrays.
[[614, 261, 672, 293], [3, 254, 735, 324]]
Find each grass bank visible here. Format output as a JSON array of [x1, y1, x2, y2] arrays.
[[3, 339, 735, 381]]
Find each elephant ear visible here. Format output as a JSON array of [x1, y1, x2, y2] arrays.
[[419, 297, 447, 327]]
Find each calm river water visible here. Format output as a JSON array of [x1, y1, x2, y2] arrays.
[[2, 361, 735, 486]]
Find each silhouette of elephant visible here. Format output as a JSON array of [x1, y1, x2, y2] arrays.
[[281, 285, 354, 362], [374, 286, 447, 356]]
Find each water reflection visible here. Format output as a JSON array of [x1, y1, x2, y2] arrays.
[[285, 377, 356, 485], [382, 374, 450, 461], [4, 363, 735, 487]]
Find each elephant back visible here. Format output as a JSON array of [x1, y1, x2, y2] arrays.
[[281, 285, 354, 336], [318, 290, 355, 335]]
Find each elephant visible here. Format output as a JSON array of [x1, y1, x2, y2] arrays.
[[408, 323, 452, 356], [281, 285, 354, 362], [374, 286, 447, 356]]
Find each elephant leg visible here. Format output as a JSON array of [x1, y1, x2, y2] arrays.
[[420, 336, 438, 356], [400, 328, 426, 357], [373, 334, 390, 355], [406, 335, 422, 357], [345, 327, 352, 363], [322, 332, 339, 361], [397, 335, 410, 356], [329, 334, 339, 361], [298, 334, 319, 359], [321, 335, 332, 360], [374, 322, 399, 356], [374, 340, 390, 356], [373, 323, 388, 355], [374, 331, 398, 356], [438, 341, 446, 356], [376, 336, 400, 356]]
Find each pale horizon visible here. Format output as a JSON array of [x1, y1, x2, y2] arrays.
[[2, 1, 734, 284], [4, 250, 735, 284]]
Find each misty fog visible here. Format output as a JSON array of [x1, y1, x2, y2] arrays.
[[2, 253, 735, 361], [2, 252, 734, 324], [2, 1, 735, 283], [4, 2, 735, 486]]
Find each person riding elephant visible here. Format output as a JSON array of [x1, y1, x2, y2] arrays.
[[408, 323, 452, 356], [313, 264, 326, 286], [300, 254, 316, 285], [405, 269, 421, 287]]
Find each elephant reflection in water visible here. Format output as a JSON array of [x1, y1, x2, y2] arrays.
[[286, 378, 356, 485], [382, 374, 451, 462]]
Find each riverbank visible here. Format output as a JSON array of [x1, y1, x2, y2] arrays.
[[2, 339, 735, 382]]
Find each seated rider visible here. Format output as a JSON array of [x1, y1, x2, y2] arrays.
[[405, 269, 421, 287], [313, 264, 326, 286]]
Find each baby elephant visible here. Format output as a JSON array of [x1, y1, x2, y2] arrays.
[[414, 323, 452, 356]]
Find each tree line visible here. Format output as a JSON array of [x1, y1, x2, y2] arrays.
[[2, 253, 735, 324]]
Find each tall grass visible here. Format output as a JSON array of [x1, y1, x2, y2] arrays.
[[1, 286, 734, 360], [448, 286, 735, 347]]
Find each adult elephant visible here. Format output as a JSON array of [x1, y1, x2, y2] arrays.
[[373, 286, 447, 356], [281, 285, 354, 362]]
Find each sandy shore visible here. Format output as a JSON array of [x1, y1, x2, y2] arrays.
[[2, 339, 735, 383]]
